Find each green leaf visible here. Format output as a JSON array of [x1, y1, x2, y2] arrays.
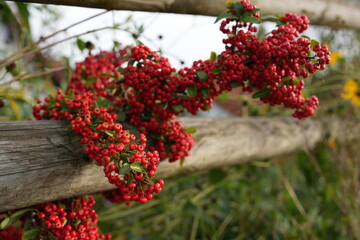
[[209, 168, 228, 184], [0, 217, 10, 230], [196, 71, 208, 82], [10, 209, 35, 220], [0, 208, 35, 230], [120, 152, 132, 158], [252, 89, 272, 98], [242, 16, 261, 24], [119, 55, 132, 61], [144, 174, 155, 185], [135, 39, 144, 46], [179, 158, 185, 167], [310, 39, 320, 48], [172, 104, 184, 113], [276, 19, 286, 26], [230, 81, 239, 88], [242, 8, 260, 18], [130, 162, 144, 172], [261, 15, 278, 21], [226, 1, 235, 10], [127, 60, 136, 67], [117, 111, 127, 122], [216, 90, 229, 102], [67, 89, 75, 99], [186, 86, 197, 97], [183, 127, 196, 134], [214, 12, 238, 23], [22, 228, 40, 240], [209, 51, 217, 62], [76, 38, 86, 51], [234, 2, 244, 16], [200, 88, 210, 98], [120, 163, 131, 175], [301, 35, 311, 40], [105, 130, 115, 138], [212, 68, 222, 74]]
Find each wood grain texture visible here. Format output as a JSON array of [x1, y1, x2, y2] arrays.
[[0, 117, 326, 212], [7, 0, 360, 29]]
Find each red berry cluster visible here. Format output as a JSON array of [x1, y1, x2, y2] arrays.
[[0, 225, 22, 240], [0, 196, 109, 240], [36, 196, 110, 240], [33, 89, 163, 204]]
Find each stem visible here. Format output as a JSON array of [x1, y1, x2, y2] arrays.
[[0, 10, 109, 66], [0, 26, 117, 69], [0, 66, 65, 86]]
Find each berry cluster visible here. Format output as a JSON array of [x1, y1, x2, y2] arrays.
[[32, 0, 330, 204], [0, 225, 22, 240], [33, 89, 163, 204], [34, 196, 110, 240], [0, 196, 110, 240]]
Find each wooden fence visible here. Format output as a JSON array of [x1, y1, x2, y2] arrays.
[[0, 117, 332, 212]]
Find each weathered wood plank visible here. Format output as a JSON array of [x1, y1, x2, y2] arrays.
[[7, 0, 360, 29], [0, 117, 324, 212]]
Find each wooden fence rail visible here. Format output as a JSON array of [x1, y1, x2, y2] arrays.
[[0, 117, 330, 212], [7, 0, 360, 29]]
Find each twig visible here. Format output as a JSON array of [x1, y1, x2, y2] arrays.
[[0, 66, 65, 87], [0, 10, 109, 66], [0, 26, 118, 69]]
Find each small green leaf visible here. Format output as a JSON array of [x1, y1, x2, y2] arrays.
[[144, 174, 155, 185], [209, 51, 217, 62], [310, 39, 320, 48], [179, 158, 185, 167], [22, 228, 40, 240], [234, 2, 244, 16], [105, 130, 115, 138], [209, 168, 228, 184], [127, 60, 136, 67], [10, 209, 35, 219], [119, 55, 132, 61], [276, 19, 286, 26], [130, 162, 144, 172], [120, 163, 131, 175], [118, 112, 127, 122], [120, 152, 132, 158], [172, 104, 184, 113], [135, 39, 144, 46], [216, 90, 229, 102], [212, 68, 222, 74], [67, 89, 75, 99], [76, 38, 86, 51], [226, 1, 235, 10], [200, 88, 210, 98], [230, 81, 239, 88], [183, 127, 196, 134], [281, 76, 291, 81], [214, 12, 238, 23], [242, 8, 260, 18], [261, 15, 278, 21], [75, 219, 81, 229], [242, 16, 261, 24], [0, 217, 10, 230], [0, 208, 35, 230], [252, 89, 272, 98], [186, 86, 197, 97], [301, 35, 311, 40], [196, 71, 208, 82]]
